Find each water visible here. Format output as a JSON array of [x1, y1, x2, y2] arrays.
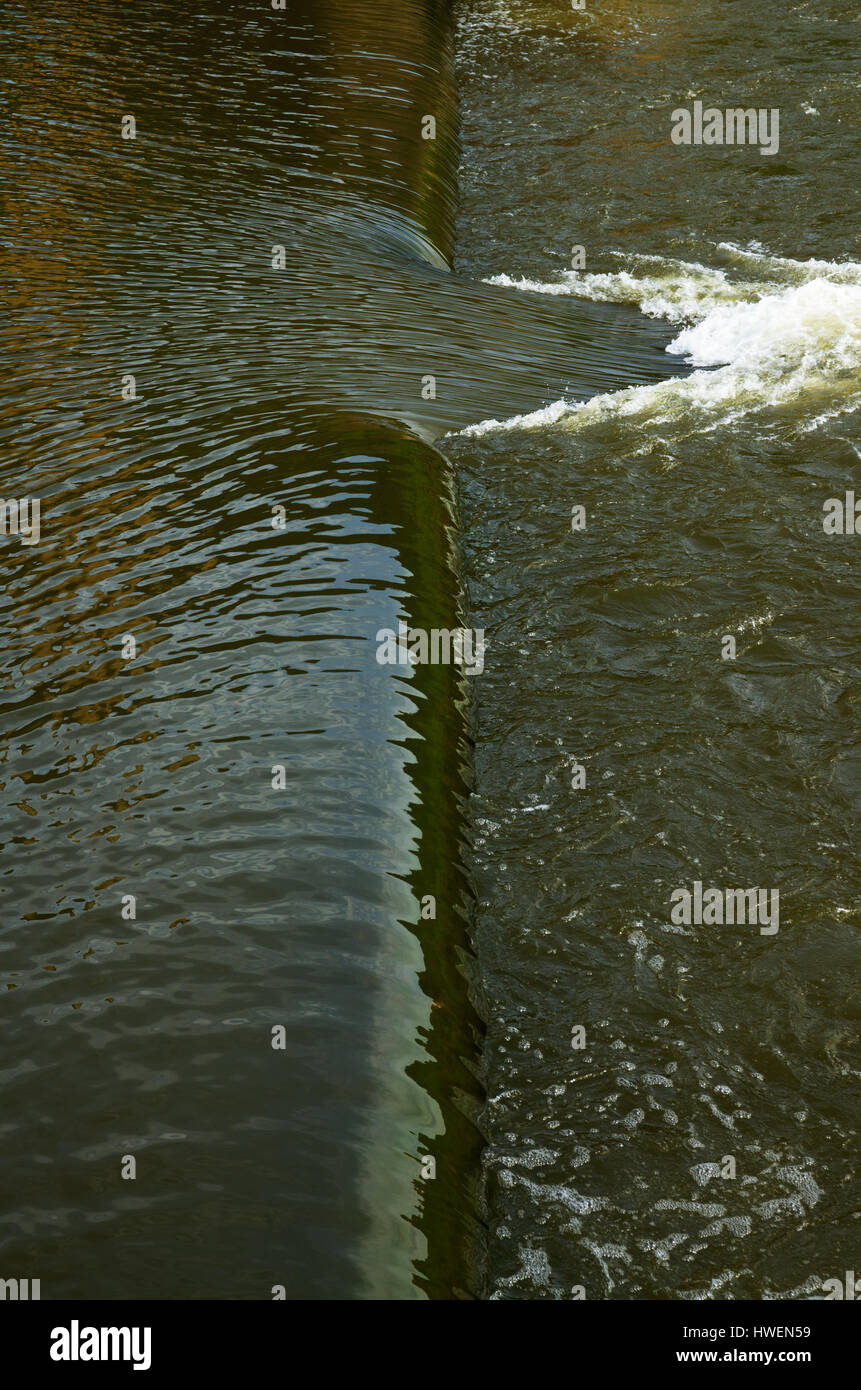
[[2, 0, 858, 1302], [2, 0, 489, 1301], [449, 0, 861, 1300]]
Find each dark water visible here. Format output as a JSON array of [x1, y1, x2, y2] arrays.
[[1, 0, 681, 1299], [450, 0, 861, 1300], [3, 0, 857, 1302], [2, 0, 477, 1301]]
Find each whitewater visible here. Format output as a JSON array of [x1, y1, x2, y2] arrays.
[[458, 246, 861, 438]]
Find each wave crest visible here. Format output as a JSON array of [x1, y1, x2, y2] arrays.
[[461, 248, 861, 436]]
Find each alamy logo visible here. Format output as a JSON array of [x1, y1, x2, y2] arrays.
[[50, 1321, 152, 1372], [0, 497, 41, 545], [670, 881, 779, 935], [671, 102, 779, 156], [822, 1271, 861, 1299], [376, 621, 485, 675], [0, 1277, 40, 1299], [823, 492, 861, 533]]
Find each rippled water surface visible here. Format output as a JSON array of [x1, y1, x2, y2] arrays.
[[2, 0, 497, 1299], [3, 0, 858, 1301], [451, 0, 861, 1300]]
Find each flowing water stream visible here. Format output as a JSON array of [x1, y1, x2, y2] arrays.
[[1, 0, 858, 1301], [451, 0, 861, 1301]]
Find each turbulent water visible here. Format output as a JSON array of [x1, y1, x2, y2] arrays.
[[2, 0, 858, 1302], [450, 0, 861, 1300]]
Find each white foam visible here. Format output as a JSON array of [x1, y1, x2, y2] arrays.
[[486, 258, 743, 325], [459, 250, 861, 438]]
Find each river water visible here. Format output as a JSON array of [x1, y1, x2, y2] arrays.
[[450, 0, 861, 1300], [1, 0, 858, 1300]]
